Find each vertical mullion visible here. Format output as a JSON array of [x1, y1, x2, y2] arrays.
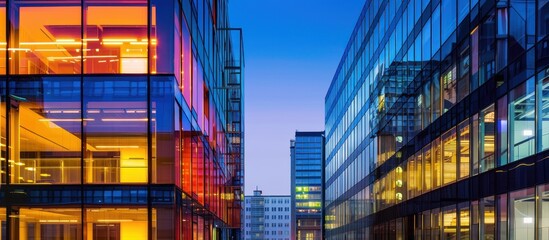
[[147, 1, 153, 240], [4, 0, 10, 239], [80, 0, 86, 239]]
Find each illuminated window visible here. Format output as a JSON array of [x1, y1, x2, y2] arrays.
[[458, 119, 470, 179], [10, 0, 81, 74], [10, 77, 81, 184], [480, 105, 496, 172], [16, 208, 81, 238], [84, 0, 148, 74], [86, 208, 150, 240], [442, 128, 457, 185]]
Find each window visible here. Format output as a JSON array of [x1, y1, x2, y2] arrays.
[[510, 188, 535, 240], [441, 66, 457, 113], [423, 144, 432, 191], [480, 105, 496, 172], [432, 138, 442, 188], [441, 0, 456, 43], [443, 206, 457, 239], [10, 0, 81, 74], [458, 119, 470, 179], [83, 0, 148, 74], [442, 128, 457, 184], [509, 78, 536, 162], [9, 77, 81, 184], [538, 71, 549, 151]]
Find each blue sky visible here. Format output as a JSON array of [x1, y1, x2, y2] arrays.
[[230, 0, 364, 195]]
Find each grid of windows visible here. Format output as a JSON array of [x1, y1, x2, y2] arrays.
[[325, 0, 549, 238]]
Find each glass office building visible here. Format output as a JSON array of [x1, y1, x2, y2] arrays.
[[291, 131, 324, 240], [325, 0, 549, 239], [0, 0, 244, 239]]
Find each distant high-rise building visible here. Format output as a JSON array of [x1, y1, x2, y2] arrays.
[[243, 189, 291, 240], [291, 131, 324, 240], [325, 0, 549, 239]]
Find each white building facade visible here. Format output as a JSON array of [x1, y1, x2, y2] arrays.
[[243, 190, 291, 240]]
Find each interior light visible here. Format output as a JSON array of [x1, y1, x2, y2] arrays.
[[38, 118, 93, 122], [103, 38, 138, 42], [103, 42, 123, 45], [56, 39, 75, 42], [96, 146, 139, 149], [24, 167, 35, 171], [523, 129, 533, 137], [39, 220, 78, 223], [524, 217, 533, 224], [101, 118, 148, 122], [97, 219, 134, 222], [40, 173, 51, 177]]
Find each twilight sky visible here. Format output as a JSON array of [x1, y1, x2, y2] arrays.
[[230, 1, 364, 195]]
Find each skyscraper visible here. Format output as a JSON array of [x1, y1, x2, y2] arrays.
[[291, 131, 324, 240], [325, 0, 549, 239], [0, 0, 243, 239]]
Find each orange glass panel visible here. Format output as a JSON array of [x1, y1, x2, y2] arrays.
[[10, 1, 81, 74], [84, 0, 148, 74]]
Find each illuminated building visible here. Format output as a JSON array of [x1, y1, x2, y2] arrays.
[[325, 0, 549, 239], [0, 0, 244, 239], [243, 189, 291, 240], [291, 131, 324, 240]]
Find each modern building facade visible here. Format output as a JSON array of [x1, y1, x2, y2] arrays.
[[291, 131, 324, 240], [0, 0, 244, 239], [243, 189, 291, 240], [325, 0, 549, 239]]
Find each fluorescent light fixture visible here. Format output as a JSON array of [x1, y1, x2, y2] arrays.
[[56, 39, 75, 42], [102, 42, 123, 45], [40, 173, 51, 177], [14, 162, 25, 166], [101, 118, 148, 122], [96, 146, 139, 149], [524, 217, 533, 224], [38, 118, 94, 122], [103, 38, 137, 42], [523, 129, 533, 137], [39, 219, 78, 223], [24, 167, 35, 171], [97, 219, 134, 222]]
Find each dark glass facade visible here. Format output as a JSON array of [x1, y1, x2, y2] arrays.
[[325, 0, 549, 239], [291, 131, 324, 240], [0, 0, 244, 239]]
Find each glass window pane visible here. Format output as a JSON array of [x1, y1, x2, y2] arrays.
[[423, 144, 432, 191], [510, 188, 535, 240], [441, 0, 456, 43], [458, 119, 470, 179], [443, 206, 457, 239], [538, 72, 549, 151], [442, 66, 457, 113], [84, 0, 148, 74], [17, 208, 81, 239], [10, 77, 81, 184], [509, 78, 536, 162], [497, 96, 508, 166], [10, 0, 81, 74], [442, 128, 457, 184], [86, 208, 149, 240], [480, 196, 495, 239], [480, 104, 496, 172], [83, 76, 148, 184]]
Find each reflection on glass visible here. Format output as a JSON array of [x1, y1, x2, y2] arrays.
[[442, 128, 457, 184], [509, 78, 536, 162], [480, 105, 495, 172], [510, 188, 535, 240], [83, 77, 148, 184], [538, 73, 549, 151], [442, 66, 457, 113], [10, 77, 81, 184], [538, 185, 549, 239]]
